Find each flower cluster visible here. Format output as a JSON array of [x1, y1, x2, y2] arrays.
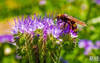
[[12, 15, 77, 41], [11, 14, 80, 63], [78, 40, 100, 55]]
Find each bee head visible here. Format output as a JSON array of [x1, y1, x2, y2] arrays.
[[55, 14, 69, 22]]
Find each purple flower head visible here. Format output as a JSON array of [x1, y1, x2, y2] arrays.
[[95, 0, 100, 5], [84, 46, 93, 55], [12, 14, 80, 42], [42, 17, 61, 40], [0, 35, 14, 43], [39, 0, 46, 5], [78, 39, 99, 55], [12, 15, 44, 34], [78, 40, 93, 48], [46, 25, 53, 35], [43, 26, 48, 41], [45, 18, 54, 25], [84, 44, 98, 55], [37, 22, 44, 29], [52, 26, 62, 38], [78, 40, 93, 55], [96, 40, 100, 48]]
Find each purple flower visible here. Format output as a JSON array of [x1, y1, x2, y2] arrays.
[[13, 16, 41, 34], [96, 41, 100, 48], [78, 40, 93, 48], [84, 44, 98, 55], [52, 27, 62, 38], [95, 0, 100, 5], [43, 26, 48, 41], [37, 22, 44, 29], [12, 15, 56, 35], [12, 14, 79, 42], [0, 35, 14, 43], [46, 25, 53, 34], [84, 46, 93, 55], [78, 39, 99, 55], [78, 40, 94, 55], [39, 0, 46, 5]]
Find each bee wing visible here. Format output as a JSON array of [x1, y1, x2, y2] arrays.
[[68, 16, 87, 26]]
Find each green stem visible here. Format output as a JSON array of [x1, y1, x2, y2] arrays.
[[25, 34, 34, 63], [57, 46, 61, 63], [85, 0, 93, 22]]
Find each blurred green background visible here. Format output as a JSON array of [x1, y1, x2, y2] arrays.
[[0, 0, 100, 63]]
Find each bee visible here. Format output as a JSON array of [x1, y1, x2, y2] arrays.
[[55, 14, 86, 34], [55, 14, 86, 47]]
